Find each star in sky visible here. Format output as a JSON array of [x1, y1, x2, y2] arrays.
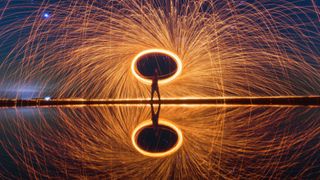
[[43, 12, 50, 18]]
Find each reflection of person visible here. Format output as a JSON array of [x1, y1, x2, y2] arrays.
[[151, 69, 160, 103], [151, 102, 161, 134]]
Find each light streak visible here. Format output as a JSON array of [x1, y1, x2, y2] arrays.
[[131, 49, 183, 85]]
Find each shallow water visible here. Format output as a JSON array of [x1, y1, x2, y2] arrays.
[[0, 105, 319, 179]]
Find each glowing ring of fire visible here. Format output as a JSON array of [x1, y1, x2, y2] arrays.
[[131, 49, 183, 85], [131, 119, 183, 157]]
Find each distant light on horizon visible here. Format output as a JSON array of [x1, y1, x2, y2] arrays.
[[44, 96, 51, 101]]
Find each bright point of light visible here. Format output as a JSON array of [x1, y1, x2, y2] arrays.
[[44, 96, 51, 101], [131, 119, 183, 157], [43, 13, 50, 18], [131, 49, 183, 85]]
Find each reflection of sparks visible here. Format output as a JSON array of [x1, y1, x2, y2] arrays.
[[1, 106, 319, 178], [131, 119, 183, 158], [131, 49, 183, 85]]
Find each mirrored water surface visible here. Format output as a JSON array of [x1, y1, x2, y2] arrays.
[[0, 105, 319, 179]]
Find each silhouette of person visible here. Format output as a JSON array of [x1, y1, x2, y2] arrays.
[[151, 69, 160, 103]]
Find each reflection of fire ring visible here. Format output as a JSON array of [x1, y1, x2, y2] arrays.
[[132, 119, 183, 157], [131, 49, 183, 85]]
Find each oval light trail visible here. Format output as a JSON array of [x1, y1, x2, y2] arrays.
[[131, 119, 183, 158], [131, 49, 183, 85]]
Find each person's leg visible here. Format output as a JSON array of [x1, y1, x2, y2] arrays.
[[151, 88, 154, 102], [156, 87, 160, 102]]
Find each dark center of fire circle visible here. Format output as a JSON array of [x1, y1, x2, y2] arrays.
[[136, 125, 178, 152], [136, 53, 178, 80]]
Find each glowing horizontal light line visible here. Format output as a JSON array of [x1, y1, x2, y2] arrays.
[[1, 96, 320, 107]]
